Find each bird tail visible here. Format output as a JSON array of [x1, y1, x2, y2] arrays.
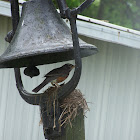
[[32, 79, 49, 93]]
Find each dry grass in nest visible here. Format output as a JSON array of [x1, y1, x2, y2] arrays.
[[58, 89, 89, 128], [41, 86, 89, 128]]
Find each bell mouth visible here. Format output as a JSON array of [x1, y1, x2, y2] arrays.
[[0, 43, 98, 68]]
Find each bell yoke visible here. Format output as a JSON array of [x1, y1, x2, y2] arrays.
[[4, 0, 97, 139]]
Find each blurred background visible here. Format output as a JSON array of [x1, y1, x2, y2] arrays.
[[63, 0, 140, 31]]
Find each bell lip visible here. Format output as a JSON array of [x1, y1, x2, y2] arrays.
[[0, 44, 98, 68]]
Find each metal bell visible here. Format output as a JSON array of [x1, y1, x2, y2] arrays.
[[0, 0, 97, 68]]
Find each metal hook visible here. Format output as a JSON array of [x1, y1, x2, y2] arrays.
[[10, 0, 20, 34], [10, 0, 83, 105], [57, 0, 95, 18], [57, 16, 82, 101]]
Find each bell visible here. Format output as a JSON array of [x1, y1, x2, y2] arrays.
[[0, 0, 97, 68]]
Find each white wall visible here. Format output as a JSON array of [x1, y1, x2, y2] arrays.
[[80, 38, 140, 140], [0, 15, 140, 140]]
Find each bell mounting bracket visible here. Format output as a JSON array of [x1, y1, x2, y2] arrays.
[[6, 0, 95, 139]]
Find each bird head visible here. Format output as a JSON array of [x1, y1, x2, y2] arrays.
[[63, 63, 75, 71]]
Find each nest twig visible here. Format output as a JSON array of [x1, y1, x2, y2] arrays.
[[40, 86, 89, 129], [58, 89, 89, 128]]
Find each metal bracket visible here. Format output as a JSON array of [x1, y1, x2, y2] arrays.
[[56, 0, 95, 19], [6, 0, 95, 139]]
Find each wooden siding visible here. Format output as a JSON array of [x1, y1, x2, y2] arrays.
[[0, 15, 140, 140]]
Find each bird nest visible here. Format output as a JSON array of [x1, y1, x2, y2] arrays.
[[58, 89, 89, 127], [41, 86, 89, 128]]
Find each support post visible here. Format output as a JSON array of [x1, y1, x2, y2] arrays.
[[53, 111, 85, 140]]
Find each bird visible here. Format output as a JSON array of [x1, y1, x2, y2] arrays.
[[32, 63, 75, 93]]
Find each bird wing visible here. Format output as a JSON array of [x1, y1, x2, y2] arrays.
[[32, 76, 57, 93], [44, 70, 68, 78]]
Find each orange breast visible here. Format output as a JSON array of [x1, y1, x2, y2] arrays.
[[56, 76, 67, 83]]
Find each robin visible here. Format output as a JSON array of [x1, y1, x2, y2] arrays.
[[32, 63, 75, 93]]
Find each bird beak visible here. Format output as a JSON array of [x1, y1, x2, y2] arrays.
[[72, 65, 75, 69]]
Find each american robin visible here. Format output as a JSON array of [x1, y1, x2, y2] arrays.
[[32, 63, 75, 93]]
